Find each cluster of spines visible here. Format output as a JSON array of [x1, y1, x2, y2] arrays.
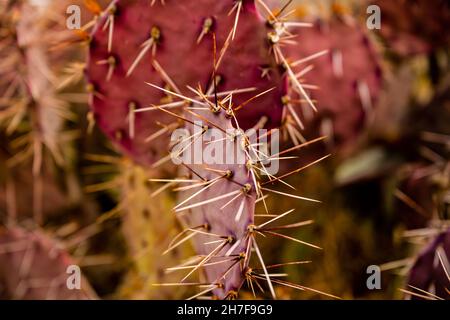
[[83, 0, 338, 165], [148, 87, 332, 299], [285, 18, 382, 150], [0, 0, 81, 225], [385, 123, 449, 299], [82, 0, 344, 299]]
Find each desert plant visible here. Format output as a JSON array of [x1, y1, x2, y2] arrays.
[[0, 226, 97, 299], [83, 0, 333, 299]]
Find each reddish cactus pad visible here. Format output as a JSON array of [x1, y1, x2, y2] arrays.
[[285, 19, 382, 149], [176, 107, 256, 298], [0, 227, 97, 299], [86, 0, 284, 166]]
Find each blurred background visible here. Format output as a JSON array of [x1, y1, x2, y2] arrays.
[[0, 0, 449, 300]]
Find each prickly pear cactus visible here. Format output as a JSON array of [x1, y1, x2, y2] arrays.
[[81, 0, 336, 300], [147, 74, 328, 299], [0, 162, 73, 225], [86, 0, 285, 166], [259, 0, 369, 20], [0, 0, 71, 164], [116, 160, 187, 299], [83, 152, 187, 299], [0, 0, 82, 225], [284, 19, 382, 150], [0, 227, 97, 300], [174, 107, 257, 299]]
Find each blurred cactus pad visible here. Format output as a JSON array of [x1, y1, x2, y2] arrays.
[[0, 0, 449, 300]]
